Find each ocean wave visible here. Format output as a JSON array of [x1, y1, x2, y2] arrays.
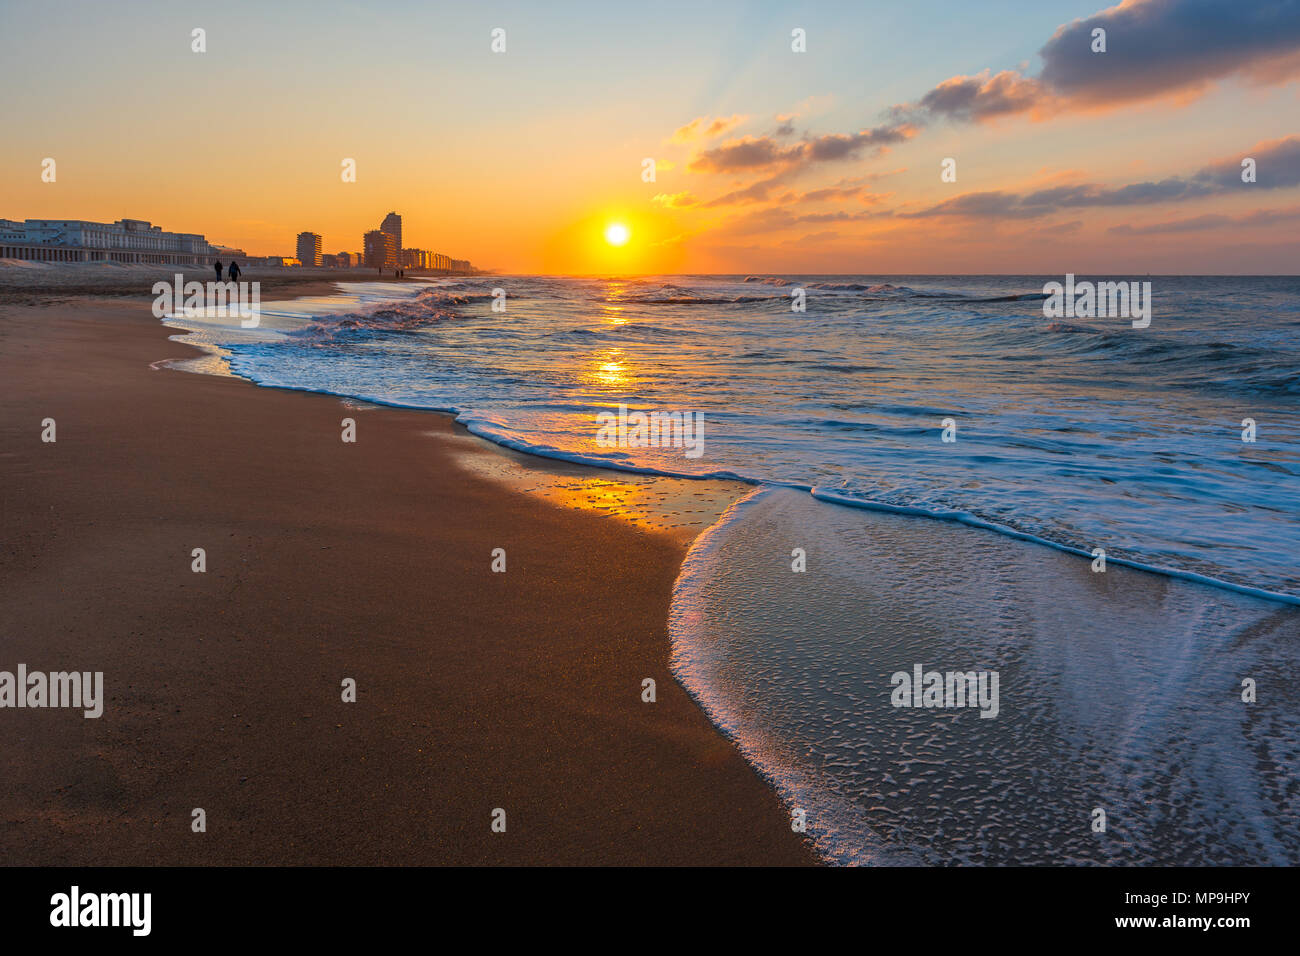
[[286, 304, 455, 343], [620, 294, 784, 305], [1035, 325, 1299, 393], [812, 281, 917, 295], [185, 273, 1300, 602]]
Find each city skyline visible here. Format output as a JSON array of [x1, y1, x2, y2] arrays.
[[1, 210, 475, 271]]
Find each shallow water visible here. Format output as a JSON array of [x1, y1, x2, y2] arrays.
[[671, 487, 1300, 865]]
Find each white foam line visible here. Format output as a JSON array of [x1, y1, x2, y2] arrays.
[[809, 487, 1300, 607], [462, 418, 1300, 607]]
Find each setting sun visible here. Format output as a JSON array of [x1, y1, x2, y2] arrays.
[[604, 222, 630, 246]]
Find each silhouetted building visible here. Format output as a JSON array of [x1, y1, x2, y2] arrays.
[[380, 212, 402, 262], [296, 231, 322, 267], [364, 230, 397, 270], [403, 248, 435, 269], [0, 217, 220, 264]]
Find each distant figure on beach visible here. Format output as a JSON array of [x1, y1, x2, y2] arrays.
[[228, 260, 241, 283], [214, 261, 223, 281]]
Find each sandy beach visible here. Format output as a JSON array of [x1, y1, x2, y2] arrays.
[[0, 286, 816, 866]]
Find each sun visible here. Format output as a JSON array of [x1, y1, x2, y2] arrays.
[[604, 222, 630, 246]]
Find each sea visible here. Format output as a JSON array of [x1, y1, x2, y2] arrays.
[[166, 273, 1300, 864]]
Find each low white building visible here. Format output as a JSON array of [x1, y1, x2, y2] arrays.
[[0, 218, 221, 265]]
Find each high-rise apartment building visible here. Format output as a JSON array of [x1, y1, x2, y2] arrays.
[[363, 230, 397, 270], [296, 231, 322, 267], [380, 212, 402, 260]]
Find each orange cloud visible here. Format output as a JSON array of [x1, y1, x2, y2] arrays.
[[668, 114, 748, 144], [651, 191, 700, 209]]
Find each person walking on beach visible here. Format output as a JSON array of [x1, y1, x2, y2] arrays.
[[228, 260, 241, 283], [214, 261, 223, 281]]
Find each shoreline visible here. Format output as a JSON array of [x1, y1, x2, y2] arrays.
[[0, 292, 817, 866], [135, 270, 1300, 612]]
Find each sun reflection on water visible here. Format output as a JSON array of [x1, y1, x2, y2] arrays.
[[588, 348, 631, 388]]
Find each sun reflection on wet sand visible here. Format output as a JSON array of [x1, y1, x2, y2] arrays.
[[440, 427, 744, 545]]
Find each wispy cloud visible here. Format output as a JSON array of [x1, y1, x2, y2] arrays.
[[1194, 134, 1300, 188], [902, 69, 1046, 124], [668, 114, 749, 144], [688, 125, 914, 175], [650, 191, 700, 209], [902, 135, 1300, 219], [1109, 203, 1300, 234], [688, 136, 802, 172], [700, 170, 798, 207]]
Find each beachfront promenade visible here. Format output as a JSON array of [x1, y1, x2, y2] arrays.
[[1, 217, 221, 266]]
